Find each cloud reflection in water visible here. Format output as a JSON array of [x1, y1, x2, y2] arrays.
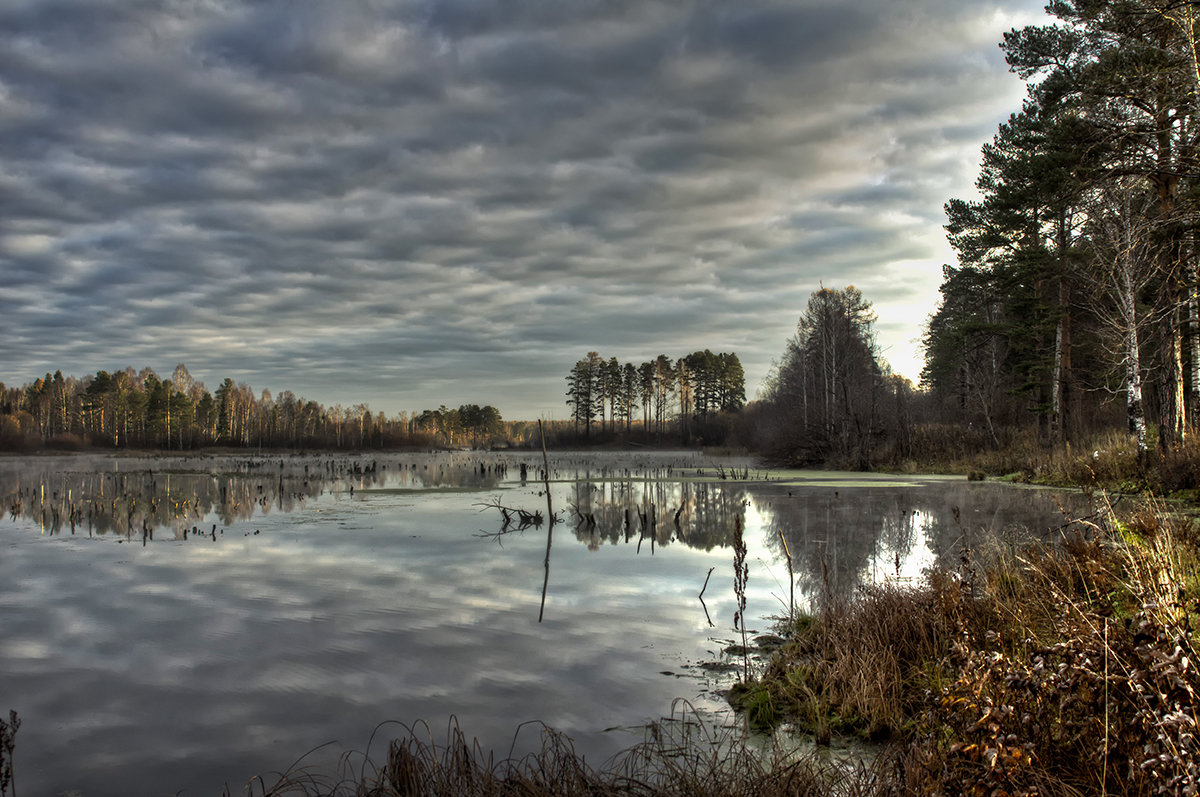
[[0, 453, 1088, 796]]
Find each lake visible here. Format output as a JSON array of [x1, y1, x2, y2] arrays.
[[0, 451, 1090, 796]]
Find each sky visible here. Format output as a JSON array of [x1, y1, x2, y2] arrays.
[[1, 0, 1050, 421]]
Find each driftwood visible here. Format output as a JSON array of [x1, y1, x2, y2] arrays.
[[474, 496, 544, 536]]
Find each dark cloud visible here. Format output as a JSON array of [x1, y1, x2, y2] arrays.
[[0, 0, 1049, 417]]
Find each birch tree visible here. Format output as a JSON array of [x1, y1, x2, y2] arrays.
[[1085, 180, 1164, 456]]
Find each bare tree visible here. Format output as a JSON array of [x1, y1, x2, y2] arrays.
[[1084, 180, 1166, 458]]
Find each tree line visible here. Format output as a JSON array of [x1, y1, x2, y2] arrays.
[[0, 364, 513, 450], [752, 286, 916, 467], [564, 350, 746, 442], [923, 0, 1200, 457]]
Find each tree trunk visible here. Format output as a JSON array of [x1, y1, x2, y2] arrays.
[[1127, 324, 1148, 458], [1188, 256, 1200, 431], [1158, 307, 1186, 452]]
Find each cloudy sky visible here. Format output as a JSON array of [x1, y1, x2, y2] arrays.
[[1, 0, 1046, 420]]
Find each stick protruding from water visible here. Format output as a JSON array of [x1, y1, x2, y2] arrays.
[[538, 419, 554, 623]]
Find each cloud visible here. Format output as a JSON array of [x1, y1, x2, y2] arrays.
[[0, 0, 1048, 416]]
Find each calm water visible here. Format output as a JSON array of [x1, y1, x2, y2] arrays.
[[0, 452, 1090, 796]]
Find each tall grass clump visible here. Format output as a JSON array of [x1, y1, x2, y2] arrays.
[[732, 516, 751, 681], [757, 583, 959, 743]]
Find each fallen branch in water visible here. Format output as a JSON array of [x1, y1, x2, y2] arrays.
[[698, 566, 716, 627], [474, 497, 543, 531]]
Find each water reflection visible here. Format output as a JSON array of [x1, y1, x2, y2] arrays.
[[753, 477, 1091, 606], [545, 471, 1092, 608], [2, 455, 1093, 654], [0, 453, 1096, 797], [2, 455, 1090, 606], [562, 478, 746, 553], [0, 453, 514, 540]]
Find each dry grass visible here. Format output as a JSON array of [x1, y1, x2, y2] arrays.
[[749, 494, 1200, 796], [227, 708, 898, 797], [908, 427, 1200, 500], [0, 710, 17, 797], [752, 584, 957, 743], [874, 425, 1169, 492]]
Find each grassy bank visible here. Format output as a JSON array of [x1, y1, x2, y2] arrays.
[[870, 426, 1200, 498], [738, 492, 1200, 795]]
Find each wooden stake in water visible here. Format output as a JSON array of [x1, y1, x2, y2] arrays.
[[538, 419, 553, 522], [698, 566, 715, 627], [538, 419, 554, 623]]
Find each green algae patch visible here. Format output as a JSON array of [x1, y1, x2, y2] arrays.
[[772, 477, 925, 489], [764, 470, 963, 489], [357, 485, 507, 495]]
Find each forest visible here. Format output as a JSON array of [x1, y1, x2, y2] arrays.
[[756, 0, 1200, 476], [923, 0, 1200, 457], [0, 350, 750, 452], [563, 350, 746, 444], [0, 363, 519, 451]]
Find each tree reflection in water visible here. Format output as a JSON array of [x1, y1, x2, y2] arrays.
[[752, 478, 1092, 607], [552, 471, 1090, 610], [0, 454, 1088, 612], [0, 453, 510, 540]]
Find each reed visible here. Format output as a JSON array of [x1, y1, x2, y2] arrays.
[[0, 710, 17, 797], [732, 516, 750, 681], [228, 709, 895, 797]]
